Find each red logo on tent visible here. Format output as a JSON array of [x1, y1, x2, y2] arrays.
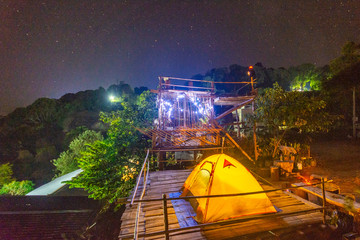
[[223, 159, 235, 168]]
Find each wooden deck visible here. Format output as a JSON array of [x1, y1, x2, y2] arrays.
[[119, 169, 323, 239]]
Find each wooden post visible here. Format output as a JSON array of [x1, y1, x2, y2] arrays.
[[183, 95, 187, 127], [270, 166, 280, 181], [252, 101, 258, 162], [144, 161, 147, 187], [158, 77, 163, 129], [353, 86, 357, 139], [250, 76, 255, 94], [221, 137, 225, 153], [225, 132, 255, 164], [158, 151, 165, 170], [235, 109, 240, 137], [151, 152, 155, 170], [162, 194, 169, 240], [321, 177, 326, 224], [164, 77, 170, 89]]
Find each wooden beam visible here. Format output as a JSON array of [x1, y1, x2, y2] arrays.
[[224, 132, 255, 164], [214, 96, 254, 106], [150, 147, 232, 152], [160, 76, 253, 84], [214, 98, 254, 121], [162, 84, 213, 90]]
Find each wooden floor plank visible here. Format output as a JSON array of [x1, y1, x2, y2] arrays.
[[119, 169, 323, 240]]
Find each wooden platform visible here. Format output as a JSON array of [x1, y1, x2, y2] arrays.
[[119, 169, 323, 239], [292, 182, 360, 212]]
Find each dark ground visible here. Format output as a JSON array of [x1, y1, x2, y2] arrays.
[[303, 139, 360, 200]]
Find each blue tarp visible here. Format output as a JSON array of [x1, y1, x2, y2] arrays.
[[169, 192, 198, 228]]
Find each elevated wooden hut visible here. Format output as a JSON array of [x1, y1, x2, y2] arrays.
[[140, 75, 257, 164]]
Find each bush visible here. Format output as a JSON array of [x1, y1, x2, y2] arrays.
[[0, 163, 14, 186], [0, 180, 34, 195], [53, 130, 103, 177]]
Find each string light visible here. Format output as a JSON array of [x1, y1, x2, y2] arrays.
[[160, 92, 213, 125]]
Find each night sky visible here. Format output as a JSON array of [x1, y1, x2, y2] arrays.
[[1, 1, 359, 115]]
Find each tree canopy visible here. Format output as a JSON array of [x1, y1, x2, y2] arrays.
[[0, 163, 34, 195], [322, 41, 360, 124], [67, 91, 157, 203], [0, 163, 14, 186], [330, 41, 360, 75], [254, 83, 334, 158], [52, 130, 104, 178], [0, 180, 34, 195]]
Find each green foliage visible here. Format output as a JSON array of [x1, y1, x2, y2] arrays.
[[68, 140, 140, 202], [0, 82, 144, 186], [5, 107, 28, 127], [136, 91, 158, 128], [288, 64, 325, 91], [252, 63, 329, 92], [330, 41, 360, 75], [36, 146, 58, 163], [254, 83, 333, 158], [52, 130, 103, 177], [0, 180, 34, 195], [254, 65, 290, 90], [0, 163, 34, 195], [107, 82, 135, 104], [26, 98, 61, 127], [67, 91, 157, 202], [0, 163, 14, 186], [60, 88, 110, 113], [63, 126, 89, 148], [323, 42, 360, 125], [255, 83, 332, 132]]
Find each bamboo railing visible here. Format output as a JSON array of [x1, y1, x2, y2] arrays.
[[130, 150, 150, 240]]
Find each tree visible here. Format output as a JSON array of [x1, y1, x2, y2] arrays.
[[67, 139, 139, 202], [63, 126, 89, 148], [52, 130, 103, 177], [0, 180, 34, 195], [330, 41, 360, 75], [107, 82, 135, 103], [329, 61, 360, 89], [134, 86, 149, 95], [324, 42, 360, 129], [327, 62, 360, 137], [67, 91, 157, 203], [288, 64, 326, 91], [26, 98, 60, 126], [0, 163, 34, 196], [0, 163, 14, 186], [254, 83, 333, 158], [253, 64, 276, 89]]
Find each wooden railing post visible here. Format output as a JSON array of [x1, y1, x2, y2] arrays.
[[130, 150, 150, 206], [321, 177, 326, 224], [162, 194, 169, 240]]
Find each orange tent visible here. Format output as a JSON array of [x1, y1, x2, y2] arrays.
[[181, 154, 276, 223]]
